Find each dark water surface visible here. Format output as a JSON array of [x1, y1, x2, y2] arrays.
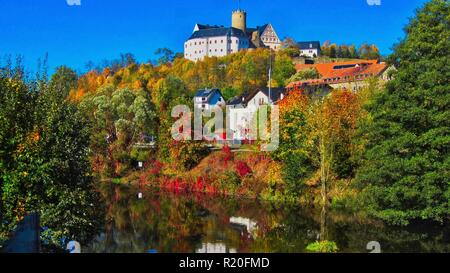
[[85, 183, 449, 253]]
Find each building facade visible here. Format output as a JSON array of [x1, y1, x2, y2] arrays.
[[287, 60, 392, 95], [194, 88, 226, 111], [258, 24, 282, 50], [184, 27, 250, 62], [227, 87, 285, 141], [185, 9, 281, 62], [298, 41, 321, 58]]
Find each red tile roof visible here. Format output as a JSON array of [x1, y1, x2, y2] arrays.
[[289, 60, 388, 89]]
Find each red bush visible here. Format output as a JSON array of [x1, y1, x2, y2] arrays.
[[235, 161, 252, 177], [195, 176, 205, 192], [222, 145, 233, 166], [150, 160, 163, 176]]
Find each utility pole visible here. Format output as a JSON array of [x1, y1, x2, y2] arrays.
[[268, 49, 273, 105]]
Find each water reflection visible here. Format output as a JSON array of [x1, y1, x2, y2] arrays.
[[196, 243, 236, 254], [86, 183, 449, 253]]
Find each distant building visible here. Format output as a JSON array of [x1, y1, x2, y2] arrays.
[[194, 88, 225, 111], [184, 9, 281, 62], [298, 41, 321, 58], [229, 217, 258, 236], [287, 59, 392, 94], [236, 87, 286, 110]]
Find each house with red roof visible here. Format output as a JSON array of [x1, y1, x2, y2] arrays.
[[287, 60, 394, 95]]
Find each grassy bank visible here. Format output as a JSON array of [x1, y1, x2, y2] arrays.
[[110, 147, 359, 208]]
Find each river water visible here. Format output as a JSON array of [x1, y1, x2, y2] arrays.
[[85, 183, 449, 253]]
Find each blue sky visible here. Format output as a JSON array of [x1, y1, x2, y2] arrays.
[[0, 0, 429, 74]]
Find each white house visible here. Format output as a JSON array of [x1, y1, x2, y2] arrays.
[[298, 41, 321, 58], [227, 87, 285, 141]]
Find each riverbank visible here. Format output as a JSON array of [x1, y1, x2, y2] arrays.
[[105, 147, 358, 208]]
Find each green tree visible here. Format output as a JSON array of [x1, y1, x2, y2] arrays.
[[348, 45, 358, 59], [329, 44, 337, 58], [273, 53, 296, 87], [49, 66, 78, 99], [286, 68, 321, 84], [221, 86, 239, 101], [155, 48, 175, 65], [79, 85, 156, 177], [0, 72, 37, 231], [0, 68, 103, 247], [356, 0, 450, 225]]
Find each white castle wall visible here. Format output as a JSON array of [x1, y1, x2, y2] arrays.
[[185, 36, 250, 62]]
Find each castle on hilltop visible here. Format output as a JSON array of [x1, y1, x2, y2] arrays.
[[184, 9, 282, 62]]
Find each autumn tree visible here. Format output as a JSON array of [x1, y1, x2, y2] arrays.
[[358, 43, 381, 60], [280, 37, 301, 57], [309, 90, 362, 205], [273, 92, 312, 197]]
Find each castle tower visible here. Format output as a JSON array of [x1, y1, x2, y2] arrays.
[[232, 10, 247, 33]]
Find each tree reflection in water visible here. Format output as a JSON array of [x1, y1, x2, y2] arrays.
[[86, 182, 449, 253]]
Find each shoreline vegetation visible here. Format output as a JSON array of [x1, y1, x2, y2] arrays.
[[1, 0, 449, 251]]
